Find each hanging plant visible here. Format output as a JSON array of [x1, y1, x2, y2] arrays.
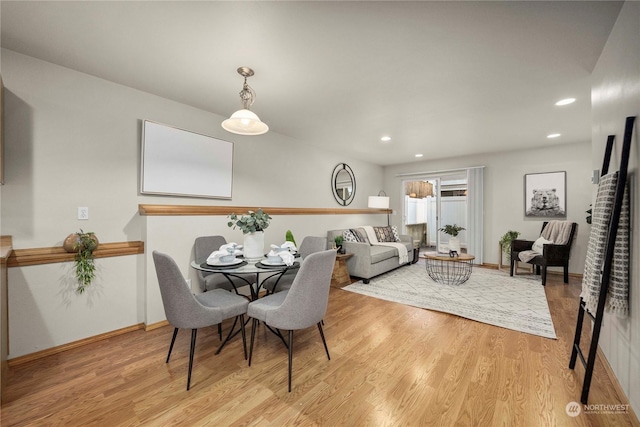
[[64, 230, 99, 293], [499, 230, 521, 256]]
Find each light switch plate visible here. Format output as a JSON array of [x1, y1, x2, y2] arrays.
[[78, 207, 89, 220]]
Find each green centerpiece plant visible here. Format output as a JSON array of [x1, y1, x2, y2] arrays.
[[227, 208, 271, 233], [227, 209, 271, 260], [438, 224, 465, 237], [438, 224, 465, 253]]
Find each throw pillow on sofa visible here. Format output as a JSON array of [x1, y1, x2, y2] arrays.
[[374, 226, 399, 242], [343, 228, 369, 244], [391, 225, 400, 241]]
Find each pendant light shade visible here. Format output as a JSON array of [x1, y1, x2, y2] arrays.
[[222, 109, 269, 135], [221, 67, 269, 136]]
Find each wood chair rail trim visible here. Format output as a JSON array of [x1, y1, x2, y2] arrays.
[[7, 241, 145, 267], [0, 235, 12, 263], [138, 204, 390, 216]]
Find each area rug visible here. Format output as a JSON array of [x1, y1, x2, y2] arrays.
[[342, 264, 556, 339]]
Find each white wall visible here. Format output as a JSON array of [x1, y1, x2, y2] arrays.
[[0, 49, 386, 357], [591, 1, 640, 414], [384, 142, 593, 274]]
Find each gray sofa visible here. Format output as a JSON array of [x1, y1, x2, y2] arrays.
[[327, 228, 414, 283]]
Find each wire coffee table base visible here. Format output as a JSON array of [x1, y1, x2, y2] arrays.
[[425, 253, 475, 285]]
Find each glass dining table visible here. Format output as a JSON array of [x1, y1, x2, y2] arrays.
[[190, 257, 300, 300], [191, 257, 299, 350]]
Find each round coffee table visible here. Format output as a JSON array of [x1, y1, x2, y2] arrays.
[[424, 253, 475, 285]]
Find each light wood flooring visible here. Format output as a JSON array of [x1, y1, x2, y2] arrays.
[[1, 267, 638, 426]]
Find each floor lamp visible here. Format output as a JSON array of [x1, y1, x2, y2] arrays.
[[368, 191, 390, 226]]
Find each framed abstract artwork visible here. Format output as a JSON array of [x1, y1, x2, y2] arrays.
[[524, 171, 566, 218]]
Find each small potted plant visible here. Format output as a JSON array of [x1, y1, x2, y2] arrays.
[[499, 230, 521, 265], [227, 208, 271, 260], [334, 235, 345, 254], [438, 224, 465, 253], [63, 230, 99, 293], [285, 230, 297, 247]]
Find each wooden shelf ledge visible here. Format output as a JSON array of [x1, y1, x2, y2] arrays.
[[7, 241, 144, 268], [138, 204, 390, 216], [0, 236, 13, 264]]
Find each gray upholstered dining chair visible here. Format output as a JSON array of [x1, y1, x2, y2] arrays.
[[194, 235, 253, 292], [152, 251, 249, 390], [247, 249, 337, 392], [262, 236, 328, 293]]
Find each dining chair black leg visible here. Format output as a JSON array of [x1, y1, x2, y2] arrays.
[[317, 322, 331, 360], [166, 327, 179, 363], [215, 316, 239, 355], [187, 329, 197, 390], [218, 323, 222, 340], [288, 330, 294, 392], [248, 318, 258, 366], [239, 315, 248, 360]]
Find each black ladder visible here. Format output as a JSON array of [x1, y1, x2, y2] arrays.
[[569, 115, 635, 404]]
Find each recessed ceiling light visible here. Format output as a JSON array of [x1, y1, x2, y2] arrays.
[[547, 133, 561, 139], [381, 136, 391, 142], [415, 153, 424, 158], [555, 98, 576, 106]]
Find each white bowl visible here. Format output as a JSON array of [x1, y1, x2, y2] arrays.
[[267, 255, 281, 263]]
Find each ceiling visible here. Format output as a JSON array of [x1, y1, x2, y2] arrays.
[[0, 1, 623, 166]]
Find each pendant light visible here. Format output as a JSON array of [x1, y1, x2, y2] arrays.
[[221, 67, 269, 136]]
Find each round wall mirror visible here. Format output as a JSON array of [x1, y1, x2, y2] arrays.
[[331, 163, 356, 206]]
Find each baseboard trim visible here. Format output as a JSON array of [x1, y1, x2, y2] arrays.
[[145, 320, 169, 331], [480, 262, 582, 279], [597, 347, 640, 424], [8, 323, 145, 367]]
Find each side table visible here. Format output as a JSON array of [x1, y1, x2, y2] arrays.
[[498, 243, 533, 274], [424, 253, 475, 285], [331, 252, 353, 288]]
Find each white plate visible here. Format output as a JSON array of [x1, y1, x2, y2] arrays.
[[206, 258, 243, 267], [261, 259, 286, 266]]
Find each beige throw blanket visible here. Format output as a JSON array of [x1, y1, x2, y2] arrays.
[[362, 226, 409, 264], [541, 220, 573, 245]]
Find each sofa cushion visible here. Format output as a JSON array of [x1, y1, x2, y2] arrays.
[[370, 245, 398, 263]]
